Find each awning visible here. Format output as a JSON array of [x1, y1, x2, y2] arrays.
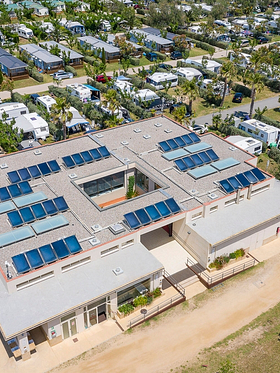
[[83, 84, 100, 92]]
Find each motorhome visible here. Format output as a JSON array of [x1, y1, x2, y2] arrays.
[[0, 102, 29, 120], [14, 112, 49, 141], [146, 72, 178, 90], [36, 95, 56, 113], [18, 25, 34, 39], [113, 80, 134, 95]]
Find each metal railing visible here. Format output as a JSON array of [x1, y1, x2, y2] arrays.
[[163, 269, 185, 297], [186, 257, 256, 288]]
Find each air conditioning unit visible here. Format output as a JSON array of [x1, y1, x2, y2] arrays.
[[0, 163, 8, 169], [164, 129, 172, 133], [112, 267, 123, 276], [95, 134, 104, 138], [109, 223, 125, 235], [34, 149, 42, 155], [89, 237, 100, 246], [208, 193, 218, 200], [91, 224, 102, 233], [134, 128, 141, 133], [68, 173, 77, 179], [121, 141, 129, 146], [154, 123, 162, 127], [123, 158, 130, 163], [229, 146, 237, 151], [143, 134, 151, 139], [189, 189, 199, 195]]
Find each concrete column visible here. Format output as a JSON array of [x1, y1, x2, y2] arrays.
[[18, 333, 30, 361]]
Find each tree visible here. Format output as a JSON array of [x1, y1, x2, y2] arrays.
[[115, 36, 136, 60], [219, 61, 237, 107], [101, 48, 106, 65], [243, 71, 264, 118], [0, 119, 23, 152], [212, 113, 222, 130], [181, 78, 199, 115], [102, 89, 122, 128], [0, 69, 3, 86], [51, 97, 73, 140], [254, 106, 268, 120], [173, 105, 186, 124], [1, 78, 14, 99]]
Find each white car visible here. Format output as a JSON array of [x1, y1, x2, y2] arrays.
[[53, 70, 74, 81]]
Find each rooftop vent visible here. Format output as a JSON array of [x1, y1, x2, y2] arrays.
[[143, 134, 151, 139], [123, 158, 130, 163], [34, 149, 42, 155], [68, 173, 77, 179], [121, 141, 129, 146], [0, 163, 8, 169], [109, 223, 125, 235], [164, 129, 172, 133], [229, 146, 237, 151], [89, 237, 100, 246], [96, 134, 104, 138], [91, 224, 102, 233], [154, 123, 162, 127], [189, 189, 199, 195], [112, 267, 123, 276], [208, 193, 218, 200], [134, 128, 142, 133]]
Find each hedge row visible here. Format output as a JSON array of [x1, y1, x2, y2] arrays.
[[29, 69, 44, 82], [120, 97, 153, 119], [84, 56, 100, 66], [176, 29, 228, 50], [129, 56, 140, 66], [65, 65, 77, 76], [254, 114, 280, 129], [232, 83, 251, 97]]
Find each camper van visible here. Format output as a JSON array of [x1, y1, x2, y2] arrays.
[[14, 112, 49, 141], [18, 25, 34, 39], [146, 73, 178, 90], [0, 102, 29, 120], [36, 95, 56, 113], [66, 84, 92, 101]]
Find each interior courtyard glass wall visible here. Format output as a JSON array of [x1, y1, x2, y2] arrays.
[[82, 171, 124, 198]]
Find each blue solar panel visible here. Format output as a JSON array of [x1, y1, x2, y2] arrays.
[[0, 187, 11, 202], [181, 134, 193, 145], [89, 148, 102, 160], [220, 179, 235, 194], [53, 196, 68, 212], [243, 170, 258, 184], [42, 200, 58, 215], [31, 203, 47, 219], [12, 254, 30, 274], [227, 176, 243, 190], [62, 155, 75, 168], [80, 151, 93, 163], [19, 207, 35, 223], [154, 201, 171, 218], [174, 137, 186, 147], [72, 153, 85, 166], [182, 157, 196, 169], [7, 184, 22, 198], [167, 139, 179, 150], [235, 173, 250, 188], [8, 211, 24, 227], [18, 181, 32, 195], [145, 205, 161, 221], [38, 244, 57, 264], [134, 209, 151, 225], [52, 239, 70, 259], [206, 149, 219, 161], [158, 141, 171, 152], [190, 154, 204, 166], [98, 146, 110, 158], [174, 159, 188, 172], [38, 162, 52, 176], [165, 198, 181, 214], [64, 235, 82, 254], [47, 160, 61, 172], [199, 151, 211, 164], [124, 212, 141, 229], [28, 165, 41, 178], [18, 168, 31, 181], [25, 249, 44, 269], [7, 171, 21, 184], [251, 168, 266, 182], [188, 132, 200, 143]]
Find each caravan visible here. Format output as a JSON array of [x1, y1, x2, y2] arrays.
[[36, 95, 56, 113], [18, 25, 34, 39], [146, 72, 178, 90], [0, 102, 29, 120], [14, 112, 49, 141]]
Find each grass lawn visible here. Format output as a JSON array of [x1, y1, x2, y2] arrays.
[[264, 107, 280, 122], [257, 152, 279, 177], [189, 47, 208, 57], [14, 77, 41, 89]]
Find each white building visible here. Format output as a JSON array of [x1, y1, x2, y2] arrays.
[[36, 95, 56, 113], [17, 25, 34, 39], [226, 135, 262, 155], [175, 67, 202, 81], [184, 58, 222, 73], [188, 25, 202, 34], [146, 72, 178, 90], [238, 119, 280, 145], [0, 102, 29, 120], [14, 112, 49, 141], [66, 84, 92, 101], [214, 20, 232, 29], [113, 80, 134, 95], [229, 52, 251, 68], [201, 79, 228, 95]]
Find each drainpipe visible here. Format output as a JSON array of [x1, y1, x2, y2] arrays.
[[236, 186, 241, 204], [247, 182, 253, 200]]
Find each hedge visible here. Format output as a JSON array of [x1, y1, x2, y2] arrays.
[[84, 56, 100, 66], [67, 96, 83, 111], [263, 77, 280, 92], [87, 79, 108, 93], [154, 51, 166, 61], [48, 85, 68, 98], [30, 69, 43, 82], [11, 92, 24, 103], [232, 83, 251, 97], [129, 56, 140, 66], [143, 83, 156, 91], [65, 65, 77, 76]]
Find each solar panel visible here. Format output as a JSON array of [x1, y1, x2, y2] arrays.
[[38, 244, 57, 264], [89, 148, 102, 160], [52, 239, 70, 259], [227, 176, 243, 190], [188, 132, 200, 143], [64, 235, 82, 254], [243, 170, 258, 184], [181, 134, 193, 145], [18, 181, 32, 195], [174, 136, 186, 147], [174, 159, 188, 172], [53, 196, 69, 212], [190, 154, 204, 166], [199, 151, 211, 164], [134, 209, 151, 225], [167, 138, 179, 150], [235, 173, 250, 188], [206, 149, 219, 161], [158, 141, 171, 152], [72, 153, 85, 166], [47, 160, 61, 172], [18, 168, 31, 181], [162, 148, 188, 161], [80, 151, 93, 163], [19, 207, 36, 223], [8, 211, 24, 227], [219, 179, 235, 194], [251, 168, 266, 182], [154, 201, 171, 218], [185, 142, 211, 154], [38, 162, 52, 176], [31, 215, 69, 234], [13, 191, 47, 208], [7, 171, 21, 184], [28, 165, 41, 178], [42, 200, 58, 215], [0, 187, 11, 202], [187, 165, 217, 179], [124, 212, 141, 229], [212, 157, 240, 171], [145, 205, 162, 221], [7, 184, 22, 198], [165, 198, 181, 214], [31, 203, 47, 219], [182, 157, 196, 169], [0, 201, 16, 214], [12, 254, 30, 274], [98, 146, 110, 158], [25, 249, 44, 269], [62, 155, 75, 168], [0, 226, 34, 247]]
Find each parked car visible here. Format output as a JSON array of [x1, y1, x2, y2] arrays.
[[192, 124, 207, 134], [96, 75, 112, 83], [232, 92, 243, 103], [30, 93, 40, 104], [53, 70, 73, 80], [170, 51, 183, 60], [146, 52, 158, 62], [157, 63, 172, 71], [256, 36, 269, 44]]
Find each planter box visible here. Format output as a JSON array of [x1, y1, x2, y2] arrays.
[[207, 255, 246, 272]]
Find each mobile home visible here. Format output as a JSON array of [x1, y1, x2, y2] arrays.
[[0, 102, 29, 120], [132, 89, 161, 108], [238, 119, 280, 145], [66, 84, 92, 101], [18, 25, 34, 39], [146, 72, 178, 90], [175, 67, 202, 81], [36, 95, 56, 113], [14, 112, 49, 140]]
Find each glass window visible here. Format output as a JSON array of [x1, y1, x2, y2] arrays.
[[135, 169, 149, 192], [82, 172, 124, 198], [61, 312, 76, 323], [117, 279, 150, 306]]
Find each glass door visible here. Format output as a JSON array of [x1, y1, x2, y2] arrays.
[[61, 312, 78, 339]]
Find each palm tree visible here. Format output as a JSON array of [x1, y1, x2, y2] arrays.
[[102, 89, 122, 127], [51, 97, 73, 141], [181, 78, 199, 115], [243, 71, 264, 118], [254, 106, 268, 121], [219, 61, 236, 107]]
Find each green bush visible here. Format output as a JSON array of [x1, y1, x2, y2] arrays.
[[147, 296, 153, 305], [27, 102, 38, 113], [11, 92, 24, 103], [30, 69, 43, 82], [232, 83, 251, 97], [154, 51, 166, 61], [65, 65, 77, 76], [153, 287, 161, 298], [229, 252, 236, 259], [143, 82, 156, 91], [118, 303, 134, 315], [129, 56, 140, 66], [133, 295, 148, 307], [48, 85, 68, 98], [87, 78, 108, 93], [129, 75, 145, 89], [84, 55, 99, 65], [67, 95, 83, 111], [176, 30, 228, 50], [235, 248, 245, 258], [136, 8, 145, 15]]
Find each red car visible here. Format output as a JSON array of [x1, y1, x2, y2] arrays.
[[96, 75, 112, 83]]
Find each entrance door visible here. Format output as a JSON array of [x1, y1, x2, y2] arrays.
[[97, 303, 107, 323], [62, 317, 77, 339]]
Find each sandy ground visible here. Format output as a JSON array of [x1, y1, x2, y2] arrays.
[[51, 248, 280, 373]]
